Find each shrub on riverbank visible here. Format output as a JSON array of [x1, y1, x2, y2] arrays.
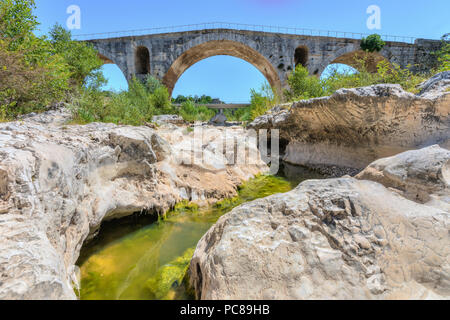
[[285, 61, 429, 102], [178, 101, 216, 122], [69, 76, 172, 125], [247, 83, 280, 120]]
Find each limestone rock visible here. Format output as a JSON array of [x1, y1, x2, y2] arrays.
[[419, 71, 450, 99], [249, 73, 450, 169], [189, 147, 450, 300], [209, 112, 228, 126], [152, 114, 185, 126], [108, 127, 169, 163], [357, 145, 450, 211]]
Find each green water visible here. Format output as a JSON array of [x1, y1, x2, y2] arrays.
[[78, 166, 323, 300]]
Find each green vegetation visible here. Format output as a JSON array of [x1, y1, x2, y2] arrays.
[[177, 100, 215, 123], [0, 0, 173, 125], [0, 0, 102, 120], [247, 83, 280, 120], [69, 75, 171, 125], [360, 34, 386, 52], [49, 24, 105, 88], [223, 106, 252, 122], [435, 34, 450, 73], [284, 60, 428, 101], [285, 65, 325, 101], [172, 94, 223, 105], [144, 248, 195, 300], [214, 174, 293, 212]]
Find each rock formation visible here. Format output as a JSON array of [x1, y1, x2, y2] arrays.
[[0, 110, 268, 300], [189, 145, 450, 300], [249, 71, 450, 169], [1, 72, 449, 300]]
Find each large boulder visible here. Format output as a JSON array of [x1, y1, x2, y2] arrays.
[[209, 112, 228, 126], [357, 145, 449, 210], [189, 146, 450, 300], [418, 71, 450, 99], [249, 72, 450, 170]]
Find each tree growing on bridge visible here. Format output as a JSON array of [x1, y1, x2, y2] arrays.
[[360, 34, 386, 53]]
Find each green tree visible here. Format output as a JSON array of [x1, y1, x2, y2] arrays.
[[49, 24, 104, 88], [249, 83, 278, 120], [0, 0, 71, 119], [143, 74, 163, 94], [360, 34, 386, 53], [0, 0, 38, 50]]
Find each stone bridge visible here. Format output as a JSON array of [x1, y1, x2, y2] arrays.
[[86, 27, 442, 96]]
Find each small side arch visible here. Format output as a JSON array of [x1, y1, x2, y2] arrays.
[[88, 52, 129, 91], [294, 46, 309, 68], [87, 41, 129, 84], [135, 46, 150, 75], [319, 48, 391, 76], [330, 50, 388, 73]]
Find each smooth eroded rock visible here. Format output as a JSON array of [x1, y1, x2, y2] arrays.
[[0, 112, 268, 300], [249, 72, 450, 169], [357, 145, 450, 212], [189, 147, 450, 300]]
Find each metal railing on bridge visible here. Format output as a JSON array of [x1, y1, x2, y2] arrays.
[[72, 21, 418, 43]]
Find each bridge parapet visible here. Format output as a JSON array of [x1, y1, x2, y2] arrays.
[[74, 22, 419, 43]]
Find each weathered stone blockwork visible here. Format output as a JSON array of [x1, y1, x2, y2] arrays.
[[87, 29, 442, 96]]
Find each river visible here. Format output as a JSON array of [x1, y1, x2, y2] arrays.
[[77, 164, 323, 300]]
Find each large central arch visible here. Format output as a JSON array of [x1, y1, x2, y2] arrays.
[[163, 40, 282, 97]]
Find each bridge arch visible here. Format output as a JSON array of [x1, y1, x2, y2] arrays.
[[319, 47, 391, 76], [92, 44, 129, 82], [294, 45, 309, 68], [98, 53, 114, 65], [89, 47, 129, 90], [162, 40, 282, 97]]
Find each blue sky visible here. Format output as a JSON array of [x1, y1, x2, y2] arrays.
[[34, 0, 449, 102]]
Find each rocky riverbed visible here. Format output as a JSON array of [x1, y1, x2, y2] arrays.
[[0, 73, 449, 300], [0, 111, 268, 299]]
